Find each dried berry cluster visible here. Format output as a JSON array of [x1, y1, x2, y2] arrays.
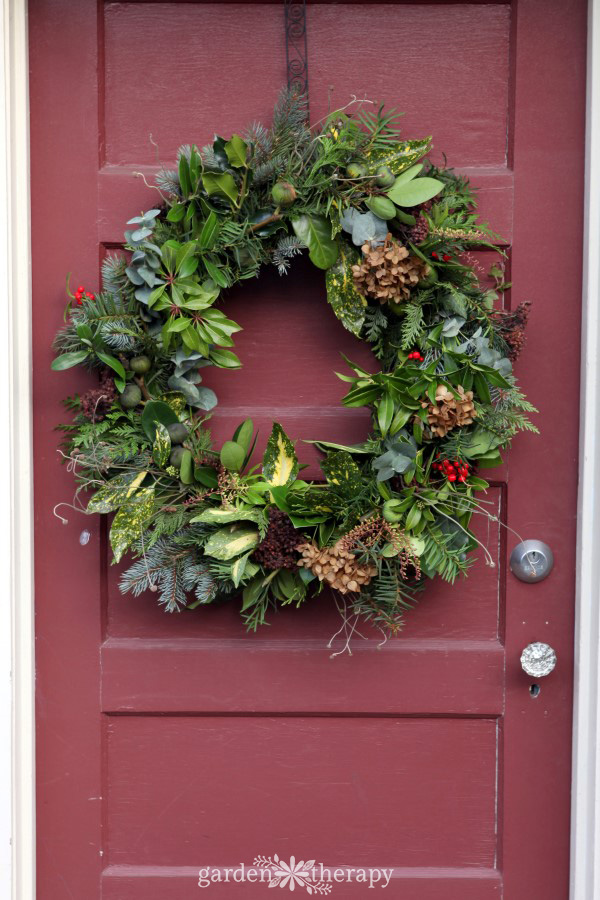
[[406, 212, 429, 244], [253, 508, 303, 570], [491, 301, 532, 361], [337, 516, 385, 553], [352, 235, 430, 304], [81, 368, 117, 422]]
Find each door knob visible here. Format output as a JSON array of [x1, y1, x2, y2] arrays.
[[510, 540, 554, 582], [520, 642, 557, 677]]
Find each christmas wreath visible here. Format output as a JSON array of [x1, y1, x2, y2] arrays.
[[53, 90, 536, 648]]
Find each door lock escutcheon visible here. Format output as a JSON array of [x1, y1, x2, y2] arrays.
[[510, 540, 554, 583]]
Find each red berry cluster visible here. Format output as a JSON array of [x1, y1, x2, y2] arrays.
[[74, 284, 94, 305], [432, 456, 470, 484], [431, 252, 452, 262], [407, 350, 424, 362]]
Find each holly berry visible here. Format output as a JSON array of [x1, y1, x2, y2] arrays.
[[431, 251, 439, 259], [443, 254, 452, 262]]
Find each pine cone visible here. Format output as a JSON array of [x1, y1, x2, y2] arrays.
[[351, 234, 429, 305], [296, 541, 376, 594], [422, 384, 476, 438], [253, 508, 302, 570]]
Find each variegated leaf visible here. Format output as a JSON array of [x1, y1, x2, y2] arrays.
[[325, 245, 367, 337], [109, 486, 155, 563], [321, 451, 362, 498], [190, 507, 260, 525], [231, 552, 260, 588], [87, 471, 147, 514], [160, 391, 187, 416], [202, 526, 259, 561], [153, 422, 171, 467], [362, 137, 432, 176], [262, 423, 299, 487]]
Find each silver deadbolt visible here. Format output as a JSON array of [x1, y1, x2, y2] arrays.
[[510, 540, 554, 583], [520, 642, 557, 677]]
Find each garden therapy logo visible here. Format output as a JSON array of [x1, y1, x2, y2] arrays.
[[198, 854, 393, 891]]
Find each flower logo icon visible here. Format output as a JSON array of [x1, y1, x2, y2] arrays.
[[254, 855, 332, 894]]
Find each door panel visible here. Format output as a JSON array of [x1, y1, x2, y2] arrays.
[[31, 1, 586, 897]]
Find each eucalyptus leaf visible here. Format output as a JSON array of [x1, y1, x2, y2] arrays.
[[340, 208, 387, 247]]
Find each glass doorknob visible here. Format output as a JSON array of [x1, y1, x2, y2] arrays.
[[520, 642, 557, 677]]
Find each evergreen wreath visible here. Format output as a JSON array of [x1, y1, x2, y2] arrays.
[[53, 89, 536, 649]]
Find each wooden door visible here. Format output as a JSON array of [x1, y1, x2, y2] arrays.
[[31, 1, 586, 897]]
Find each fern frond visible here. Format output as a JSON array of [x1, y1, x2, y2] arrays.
[[400, 303, 425, 349]]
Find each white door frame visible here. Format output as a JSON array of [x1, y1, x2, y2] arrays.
[[570, 0, 600, 897], [1, 0, 599, 897], [1, 1, 34, 898]]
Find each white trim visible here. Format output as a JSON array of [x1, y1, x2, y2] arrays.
[[0, 1, 34, 899], [571, 0, 600, 897]]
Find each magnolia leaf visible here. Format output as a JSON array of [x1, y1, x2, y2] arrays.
[[325, 244, 367, 336], [362, 137, 432, 176], [291, 215, 339, 270], [110, 487, 155, 563], [180, 449, 194, 484], [51, 350, 89, 371], [152, 422, 171, 467], [194, 465, 219, 488], [391, 162, 424, 186], [262, 423, 299, 487], [321, 451, 362, 498], [202, 526, 259, 561], [141, 400, 179, 440], [87, 471, 147, 514], [191, 508, 260, 525], [387, 176, 445, 207], [198, 211, 219, 250]]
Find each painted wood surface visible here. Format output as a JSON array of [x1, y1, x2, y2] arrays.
[[30, 1, 587, 897]]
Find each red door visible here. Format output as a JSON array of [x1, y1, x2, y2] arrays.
[[31, 1, 586, 897]]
